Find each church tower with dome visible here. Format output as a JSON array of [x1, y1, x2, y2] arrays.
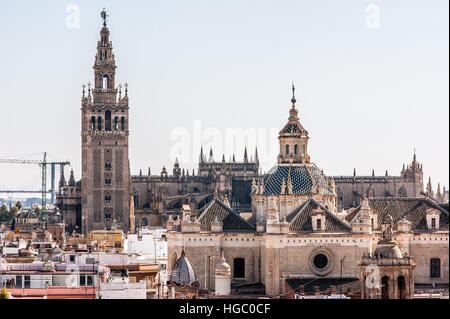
[[251, 84, 337, 222], [360, 215, 416, 299]]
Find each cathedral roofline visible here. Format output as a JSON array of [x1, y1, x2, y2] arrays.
[[345, 197, 449, 230]]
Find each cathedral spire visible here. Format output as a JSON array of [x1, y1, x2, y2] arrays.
[[244, 147, 248, 163], [68, 169, 76, 186], [209, 147, 214, 162], [427, 177, 433, 196], [59, 167, 66, 187], [200, 147, 204, 163]]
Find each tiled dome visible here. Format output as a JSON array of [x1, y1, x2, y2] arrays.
[[260, 164, 333, 195], [170, 251, 197, 285], [280, 122, 308, 135]]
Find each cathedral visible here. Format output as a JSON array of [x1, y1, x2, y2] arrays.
[[53, 11, 449, 297], [166, 86, 449, 298], [56, 13, 259, 234]]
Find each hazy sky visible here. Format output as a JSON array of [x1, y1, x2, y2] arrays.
[[0, 0, 448, 197]]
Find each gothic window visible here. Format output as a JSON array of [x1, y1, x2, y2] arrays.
[[104, 50, 107, 59], [102, 75, 108, 90], [97, 116, 102, 130], [104, 194, 111, 204], [430, 258, 440, 278], [302, 145, 306, 156], [317, 219, 322, 230], [398, 186, 407, 197], [141, 217, 148, 227], [431, 218, 436, 229], [133, 191, 139, 208], [121, 117, 125, 130], [90, 117, 96, 130], [294, 144, 298, 155], [234, 258, 245, 278], [285, 145, 290, 156], [114, 117, 119, 130], [105, 111, 111, 131]]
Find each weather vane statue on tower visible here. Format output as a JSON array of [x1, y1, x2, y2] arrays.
[[291, 81, 296, 107], [101, 8, 109, 27]]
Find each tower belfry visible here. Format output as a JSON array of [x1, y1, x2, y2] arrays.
[[81, 10, 131, 234], [277, 82, 310, 164]]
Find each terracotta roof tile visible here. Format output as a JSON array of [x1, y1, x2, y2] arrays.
[[287, 198, 351, 232], [198, 199, 255, 232], [345, 197, 449, 230]]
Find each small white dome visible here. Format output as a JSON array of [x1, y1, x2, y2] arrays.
[[215, 254, 231, 276]]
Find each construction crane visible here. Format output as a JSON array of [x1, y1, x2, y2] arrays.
[[0, 152, 70, 216]]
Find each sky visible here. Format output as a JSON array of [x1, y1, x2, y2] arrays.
[[0, 0, 448, 197]]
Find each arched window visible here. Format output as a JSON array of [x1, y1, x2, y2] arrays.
[[430, 258, 441, 278], [97, 117, 102, 130], [381, 276, 390, 299], [105, 111, 111, 131], [294, 144, 298, 155], [397, 276, 406, 299], [302, 145, 306, 156], [141, 217, 148, 227], [398, 186, 407, 197], [133, 191, 139, 208], [121, 117, 125, 130], [285, 145, 290, 156], [233, 258, 245, 278], [102, 75, 108, 90], [104, 50, 107, 59], [114, 117, 119, 130], [90, 117, 96, 130]]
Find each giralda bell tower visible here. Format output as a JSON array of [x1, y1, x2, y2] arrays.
[[81, 10, 131, 234]]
